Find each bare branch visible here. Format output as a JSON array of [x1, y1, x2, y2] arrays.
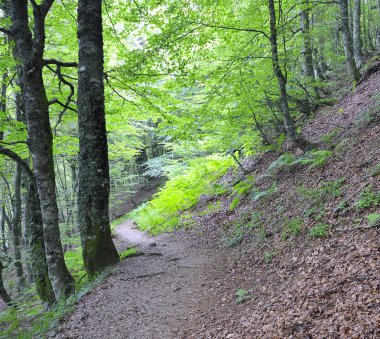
[[43, 59, 78, 68], [48, 98, 77, 112], [0, 146, 34, 180], [189, 21, 269, 39]]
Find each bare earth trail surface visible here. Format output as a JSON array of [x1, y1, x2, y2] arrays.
[[56, 220, 238, 339]]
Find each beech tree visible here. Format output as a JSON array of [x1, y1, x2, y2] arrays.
[[6, 0, 74, 300], [77, 0, 119, 276], [339, 0, 361, 82]]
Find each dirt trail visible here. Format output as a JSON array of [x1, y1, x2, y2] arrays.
[[56, 220, 236, 339]]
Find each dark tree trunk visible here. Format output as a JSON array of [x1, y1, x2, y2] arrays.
[[268, 0, 311, 151], [0, 203, 6, 253], [21, 172, 34, 284], [26, 177, 56, 304], [352, 0, 363, 67], [8, 0, 74, 300], [77, 0, 119, 277], [11, 162, 27, 292], [339, 0, 361, 82], [0, 261, 11, 305]]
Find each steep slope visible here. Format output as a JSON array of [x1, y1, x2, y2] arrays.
[[184, 67, 380, 337]]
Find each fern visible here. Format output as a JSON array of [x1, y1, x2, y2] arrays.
[[292, 150, 332, 169], [129, 155, 234, 233], [266, 153, 295, 175]]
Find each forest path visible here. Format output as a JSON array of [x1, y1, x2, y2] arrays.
[[56, 220, 236, 339]]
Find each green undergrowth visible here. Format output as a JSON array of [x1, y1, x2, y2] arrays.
[[1, 241, 137, 337], [128, 155, 234, 234], [0, 267, 116, 338], [119, 247, 138, 259]]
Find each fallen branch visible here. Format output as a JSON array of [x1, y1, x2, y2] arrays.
[[335, 223, 380, 232]]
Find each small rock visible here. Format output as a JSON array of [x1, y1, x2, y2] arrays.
[[149, 242, 157, 247]]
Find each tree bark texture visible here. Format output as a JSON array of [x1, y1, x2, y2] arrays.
[[8, 0, 74, 300], [352, 0, 363, 67], [11, 161, 27, 292], [0, 261, 11, 305], [77, 0, 119, 277], [339, 0, 361, 82], [300, 0, 315, 79]]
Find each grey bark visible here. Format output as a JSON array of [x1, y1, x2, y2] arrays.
[[268, 0, 312, 151], [300, 1, 315, 79], [77, 0, 119, 277], [0, 260, 11, 304], [352, 0, 363, 67], [21, 171, 34, 284], [11, 161, 27, 292], [339, 0, 361, 82], [8, 0, 74, 300], [0, 146, 55, 304], [0, 203, 6, 253]]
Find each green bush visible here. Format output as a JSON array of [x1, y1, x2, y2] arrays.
[[129, 155, 234, 234], [366, 213, 380, 226], [282, 217, 303, 240], [356, 186, 380, 209], [309, 223, 330, 238]]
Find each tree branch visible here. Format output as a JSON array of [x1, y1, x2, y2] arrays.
[[48, 98, 77, 112], [0, 146, 34, 180], [43, 59, 78, 68], [190, 21, 269, 39]]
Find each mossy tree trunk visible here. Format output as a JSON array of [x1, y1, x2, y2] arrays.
[[11, 161, 27, 293], [339, 0, 361, 82], [8, 0, 74, 300], [77, 0, 119, 277], [0, 261, 11, 305], [352, 0, 363, 68]]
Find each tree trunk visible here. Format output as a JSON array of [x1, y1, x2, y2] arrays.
[[21, 172, 34, 284], [8, 0, 74, 300], [300, 0, 314, 79], [339, 0, 361, 82], [11, 162, 27, 293], [26, 176, 56, 304], [0, 203, 6, 253], [0, 261, 11, 305], [352, 0, 363, 67], [268, 0, 311, 151], [77, 0, 119, 277]]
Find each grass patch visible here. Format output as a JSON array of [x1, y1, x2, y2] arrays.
[[119, 247, 138, 260], [0, 268, 115, 338], [309, 223, 330, 238]]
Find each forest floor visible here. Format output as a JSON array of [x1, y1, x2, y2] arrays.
[[54, 220, 240, 339]]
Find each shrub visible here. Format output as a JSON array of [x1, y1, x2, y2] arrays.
[[309, 223, 330, 238], [356, 186, 380, 209], [282, 218, 303, 240], [129, 155, 234, 233]]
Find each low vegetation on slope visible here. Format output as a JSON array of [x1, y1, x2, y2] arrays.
[[129, 155, 234, 234], [126, 68, 380, 337]]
